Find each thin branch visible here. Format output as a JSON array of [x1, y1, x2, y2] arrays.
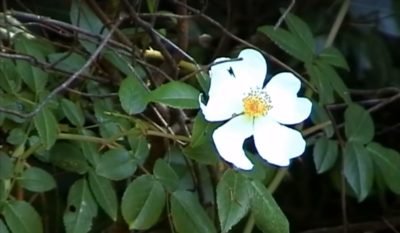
[[139, 12, 196, 19], [0, 51, 108, 83], [324, 0, 350, 48], [176, 0, 189, 51], [66, 88, 118, 98], [10, 10, 132, 53], [368, 92, 400, 113], [86, 0, 133, 47], [122, 0, 178, 76], [171, 0, 315, 91], [274, 0, 296, 29], [0, 19, 121, 118], [300, 216, 400, 233]]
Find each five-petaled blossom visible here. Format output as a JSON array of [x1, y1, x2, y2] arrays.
[[199, 49, 312, 170]]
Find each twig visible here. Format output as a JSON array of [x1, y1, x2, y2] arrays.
[[122, 0, 178, 76], [300, 216, 400, 233], [139, 12, 196, 19], [368, 92, 400, 113], [350, 87, 400, 96], [171, 0, 315, 91], [86, 0, 133, 47], [212, 0, 232, 58], [66, 88, 118, 98], [325, 106, 348, 233], [0, 51, 108, 83], [176, 0, 189, 51], [0, 19, 121, 118], [324, 0, 350, 48], [10, 10, 132, 54], [324, 2, 351, 231], [274, 0, 296, 29]]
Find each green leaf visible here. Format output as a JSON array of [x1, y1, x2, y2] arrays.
[[79, 129, 100, 166], [258, 26, 313, 63], [119, 75, 149, 114], [171, 190, 217, 233], [70, 0, 105, 34], [128, 132, 150, 166], [305, 63, 334, 104], [217, 170, 250, 233], [0, 219, 10, 233], [0, 95, 25, 123], [88, 170, 118, 221], [196, 71, 210, 93], [64, 179, 98, 233], [50, 142, 89, 174], [318, 47, 349, 70], [185, 115, 219, 165], [0, 153, 14, 179], [344, 104, 374, 144], [153, 159, 179, 192], [183, 143, 218, 165], [14, 34, 48, 93], [315, 61, 351, 103], [284, 12, 316, 55], [0, 58, 21, 94], [148, 81, 200, 109], [19, 167, 56, 192], [103, 50, 136, 76], [3, 200, 43, 233], [48, 52, 86, 73], [313, 138, 339, 174], [344, 142, 373, 201], [70, 0, 108, 52], [311, 103, 334, 138], [61, 99, 85, 127], [367, 142, 400, 194], [96, 148, 136, 181], [146, 0, 158, 13], [7, 128, 27, 145], [250, 180, 289, 233], [121, 175, 166, 230], [33, 108, 59, 150], [191, 113, 218, 148], [0, 180, 7, 203]]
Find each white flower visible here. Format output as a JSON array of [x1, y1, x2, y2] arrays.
[[199, 49, 312, 170]]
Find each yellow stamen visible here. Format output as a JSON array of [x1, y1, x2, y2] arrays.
[[243, 89, 272, 117]]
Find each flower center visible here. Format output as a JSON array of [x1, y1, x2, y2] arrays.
[[242, 89, 272, 117]]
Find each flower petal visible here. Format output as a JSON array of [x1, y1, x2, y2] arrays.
[[232, 49, 267, 89], [265, 72, 301, 97], [268, 96, 312, 125], [212, 115, 254, 170], [208, 57, 238, 97], [253, 117, 306, 166], [200, 58, 244, 121]]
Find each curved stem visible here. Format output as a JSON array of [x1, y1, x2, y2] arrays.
[[145, 130, 191, 143], [58, 133, 120, 147]]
